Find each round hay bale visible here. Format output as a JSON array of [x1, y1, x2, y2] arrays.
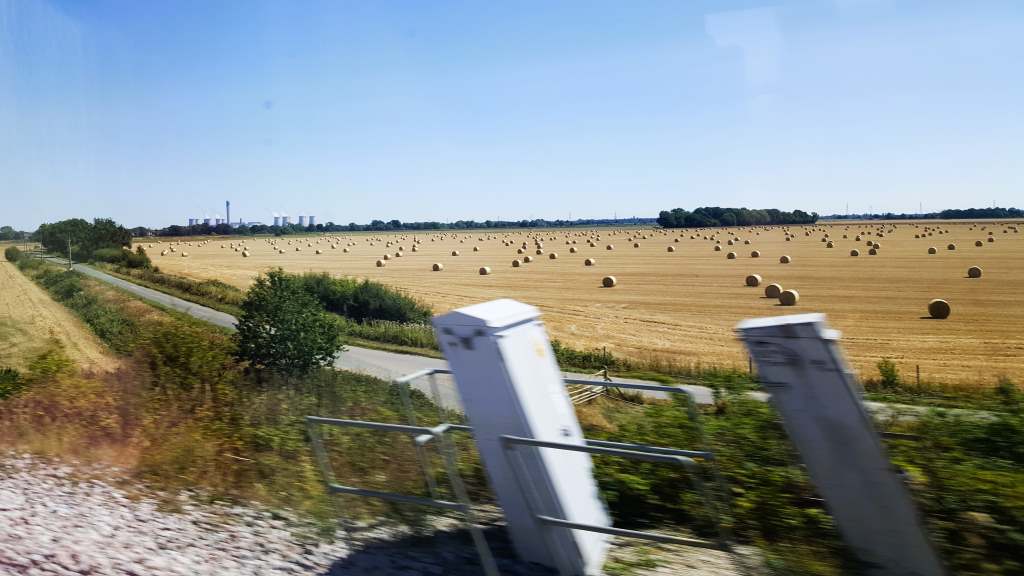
[[745, 274, 762, 287], [343, 248, 350, 253], [744, 239, 751, 245], [750, 250, 760, 258], [726, 251, 737, 259], [987, 237, 995, 243], [452, 250, 460, 256], [667, 246, 675, 252], [606, 244, 614, 250], [181, 251, 189, 257], [727, 239, 734, 246], [584, 258, 596, 266], [779, 289, 800, 306], [967, 266, 982, 278], [633, 242, 640, 248], [160, 250, 168, 256], [432, 263, 443, 271], [975, 240, 983, 247], [376, 259, 386, 267], [524, 255, 534, 263], [536, 249, 543, 255], [383, 254, 391, 261], [826, 241, 834, 248], [473, 246, 480, 252], [602, 276, 617, 288], [278, 249, 285, 254], [570, 246, 578, 253], [479, 266, 491, 275], [779, 255, 791, 264], [316, 249, 323, 254], [928, 299, 951, 319], [512, 259, 521, 268], [517, 248, 524, 254], [850, 249, 860, 256], [549, 252, 558, 259], [714, 245, 722, 252], [927, 246, 937, 254], [868, 248, 878, 255], [947, 243, 956, 251], [764, 283, 783, 299], [873, 242, 880, 249]]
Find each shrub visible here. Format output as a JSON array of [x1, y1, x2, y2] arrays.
[[235, 269, 345, 375], [4, 245, 23, 262], [92, 247, 151, 269], [295, 272, 432, 323], [876, 358, 901, 389]]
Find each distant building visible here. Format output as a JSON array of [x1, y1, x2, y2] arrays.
[[298, 215, 306, 226], [282, 216, 291, 225], [273, 216, 282, 227], [308, 215, 316, 227], [203, 218, 212, 225]]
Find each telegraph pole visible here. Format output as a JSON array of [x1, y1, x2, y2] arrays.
[[67, 235, 73, 270]]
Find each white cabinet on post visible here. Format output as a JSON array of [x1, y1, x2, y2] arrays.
[[433, 298, 610, 575]]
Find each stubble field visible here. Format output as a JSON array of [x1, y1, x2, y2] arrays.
[[137, 221, 1024, 386], [0, 259, 117, 373]]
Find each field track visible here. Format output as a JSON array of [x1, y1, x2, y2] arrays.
[[138, 220, 1024, 386], [0, 260, 117, 372]]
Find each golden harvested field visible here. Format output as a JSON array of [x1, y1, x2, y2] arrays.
[[138, 220, 1024, 386], [0, 260, 118, 373]]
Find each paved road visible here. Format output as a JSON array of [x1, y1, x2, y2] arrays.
[[63, 263, 716, 409]]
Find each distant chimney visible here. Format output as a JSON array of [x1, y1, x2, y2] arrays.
[[226, 201, 231, 226]]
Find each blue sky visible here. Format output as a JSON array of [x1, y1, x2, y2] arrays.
[[2, 0, 1021, 229]]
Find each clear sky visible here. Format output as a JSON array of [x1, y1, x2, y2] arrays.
[[2, 0, 1021, 230]]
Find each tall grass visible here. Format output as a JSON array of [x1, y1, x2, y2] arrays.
[[19, 261, 139, 354], [100, 263, 245, 315]]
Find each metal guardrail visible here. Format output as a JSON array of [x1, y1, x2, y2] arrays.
[[308, 368, 739, 575], [305, 415, 500, 576], [499, 434, 727, 575]]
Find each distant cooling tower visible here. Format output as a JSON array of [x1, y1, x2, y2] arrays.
[[203, 218, 212, 225], [283, 215, 291, 225], [273, 216, 282, 227], [298, 215, 306, 226], [308, 215, 316, 227]]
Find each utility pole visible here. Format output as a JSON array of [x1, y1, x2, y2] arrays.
[[67, 235, 73, 270]]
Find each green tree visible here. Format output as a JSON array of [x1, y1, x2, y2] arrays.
[[234, 269, 344, 375]]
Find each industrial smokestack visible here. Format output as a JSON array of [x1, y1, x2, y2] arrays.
[[226, 201, 231, 227]]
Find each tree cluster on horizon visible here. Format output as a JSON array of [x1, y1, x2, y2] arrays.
[[824, 207, 1023, 221], [656, 207, 819, 229]]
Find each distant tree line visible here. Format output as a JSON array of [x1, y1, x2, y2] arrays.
[[133, 217, 658, 237], [656, 207, 818, 228], [824, 207, 1022, 221], [0, 226, 30, 241]]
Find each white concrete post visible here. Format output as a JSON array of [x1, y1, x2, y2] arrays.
[[433, 299, 610, 575]]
